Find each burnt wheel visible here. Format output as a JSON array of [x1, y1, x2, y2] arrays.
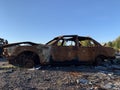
[[15, 52, 39, 68], [94, 56, 104, 66], [24, 58, 35, 68]]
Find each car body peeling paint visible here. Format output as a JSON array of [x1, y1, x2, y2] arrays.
[[37, 45, 51, 64]]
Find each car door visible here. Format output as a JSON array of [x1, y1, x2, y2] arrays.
[[77, 40, 97, 62], [51, 40, 78, 62]]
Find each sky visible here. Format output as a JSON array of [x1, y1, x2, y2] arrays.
[[0, 0, 120, 44]]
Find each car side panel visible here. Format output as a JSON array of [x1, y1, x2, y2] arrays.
[[51, 46, 78, 62], [77, 47, 96, 61], [8, 44, 52, 65], [36, 45, 51, 64]]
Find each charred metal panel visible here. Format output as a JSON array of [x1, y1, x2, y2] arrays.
[[78, 47, 96, 61], [37, 45, 51, 64], [96, 47, 115, 58], [51, 46, 78, 62], [10, 46, 37, 56], [3, 42, 38, 57]]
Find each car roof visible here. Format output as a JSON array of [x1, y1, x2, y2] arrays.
[[46, 35, 101, 46], [54, 35, 92, 40]]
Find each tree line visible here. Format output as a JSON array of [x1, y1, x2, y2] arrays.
[[106, 36, 120, 50]]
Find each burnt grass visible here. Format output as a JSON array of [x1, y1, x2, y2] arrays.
[[0, 60, 120, 90]]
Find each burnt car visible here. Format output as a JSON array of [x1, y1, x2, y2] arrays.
[[4, 35, 115, 68]]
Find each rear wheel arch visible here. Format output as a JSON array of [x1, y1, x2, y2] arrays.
[[94, 55, 106, 65], [15, 51, 40, 68]]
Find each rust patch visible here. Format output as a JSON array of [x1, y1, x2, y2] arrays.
[[37, 45, 51, 64]]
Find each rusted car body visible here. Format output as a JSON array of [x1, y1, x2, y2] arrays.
[[4, 35, 115, 68]]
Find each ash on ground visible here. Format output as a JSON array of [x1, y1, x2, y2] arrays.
[[0, 59, 120, 90]]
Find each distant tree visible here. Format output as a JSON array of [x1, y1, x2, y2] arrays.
[[115, 36, 120, 49], [106, 36, 120, 50], [107, 41, 113, 47], [81, 40, 92, 47]]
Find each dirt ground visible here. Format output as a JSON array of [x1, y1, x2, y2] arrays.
[[0, 58, 120, 90]]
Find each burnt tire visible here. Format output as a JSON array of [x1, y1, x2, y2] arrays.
[[15, 52, 39, 68], [24, 58, 35, 68], [94, 56, 104, 66]]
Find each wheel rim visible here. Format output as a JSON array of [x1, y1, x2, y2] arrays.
[[24, 59, 34, 68], [15, 52, 40, 68], [16, 53, 35, 68], [95, 57, 103, 65]]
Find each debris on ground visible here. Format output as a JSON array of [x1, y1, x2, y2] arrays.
[[0, 59, 120, 90]]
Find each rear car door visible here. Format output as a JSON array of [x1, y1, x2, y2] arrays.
[[51, 39, 78, 62], [77, 39, 97, 62]]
